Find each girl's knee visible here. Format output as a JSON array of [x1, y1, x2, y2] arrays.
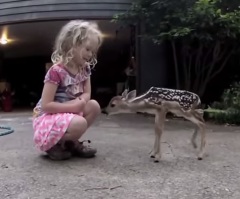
[[87, 100, 101, 114], [67, 115, 88, 136]]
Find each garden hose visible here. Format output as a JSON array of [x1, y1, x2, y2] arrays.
[[0, 125, 14, 136]]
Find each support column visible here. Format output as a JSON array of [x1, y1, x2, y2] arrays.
[[136, 24, 168, 94], [0, 50, 4, 80]]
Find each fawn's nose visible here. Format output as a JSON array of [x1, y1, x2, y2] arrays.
[[101, 108, 108, 115]]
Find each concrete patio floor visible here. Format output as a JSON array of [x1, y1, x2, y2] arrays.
[[1, 111, 240, 199]]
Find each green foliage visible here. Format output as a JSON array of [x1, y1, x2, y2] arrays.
[[205, 82, 240, 125], [113, 0, 240, 97], [113, 0, 240, 44], [208, 110, 240, 125], [210, 82, 240, 109], [205, 108, 240, 125]]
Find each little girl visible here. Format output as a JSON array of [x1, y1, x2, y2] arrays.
[[32, 20, 103, 160]]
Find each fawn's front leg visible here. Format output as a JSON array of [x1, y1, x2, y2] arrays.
[[150, 124, 158, 159], [151, 111, 166, 163]]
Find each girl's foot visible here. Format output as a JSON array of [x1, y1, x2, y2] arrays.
[[46, 143, 72, 160], [64, 140, 97, 158]]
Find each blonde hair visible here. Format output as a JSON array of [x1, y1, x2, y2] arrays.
[[51, 20, 103, 68]]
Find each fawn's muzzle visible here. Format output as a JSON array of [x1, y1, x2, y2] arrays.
[[101, 108, 108, 115]]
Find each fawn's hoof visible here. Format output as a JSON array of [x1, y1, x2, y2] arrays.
[[193, 144, 197, 149], [150, 155, 155, 158], [197, 157, 203, 160], [154, 159, 159, 163]]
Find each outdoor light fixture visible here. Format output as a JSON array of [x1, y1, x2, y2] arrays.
[[0, 37, 8, 45], [0, 27, 9, 45]]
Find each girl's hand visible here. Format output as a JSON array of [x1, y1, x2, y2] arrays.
[[70, 98, 86, 113]]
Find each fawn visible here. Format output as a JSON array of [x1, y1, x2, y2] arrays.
[[103, 87, 206, 163]]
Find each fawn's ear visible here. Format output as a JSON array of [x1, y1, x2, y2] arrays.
[[126, 90, 137, 101], [121, 89, 129, 99]]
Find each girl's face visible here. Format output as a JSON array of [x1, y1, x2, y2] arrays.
[[73, 36, 99, 67]]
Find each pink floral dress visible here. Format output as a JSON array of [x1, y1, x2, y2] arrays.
[[32, 64, 91, 152]]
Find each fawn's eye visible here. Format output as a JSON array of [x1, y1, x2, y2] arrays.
[[110, 104, 115, 107]]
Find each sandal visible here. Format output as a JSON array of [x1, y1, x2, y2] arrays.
[[46, 143, 72, 160], [64, 140, 97, 158]]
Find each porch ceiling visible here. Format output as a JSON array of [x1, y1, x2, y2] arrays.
[[0, 20, 130, 58]]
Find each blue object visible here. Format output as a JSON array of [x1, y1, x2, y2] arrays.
[[0, 125, 14, 136]]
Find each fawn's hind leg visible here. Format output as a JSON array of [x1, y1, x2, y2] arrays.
[[185, 116, 206, 160], [191, 127, 198, 149]]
